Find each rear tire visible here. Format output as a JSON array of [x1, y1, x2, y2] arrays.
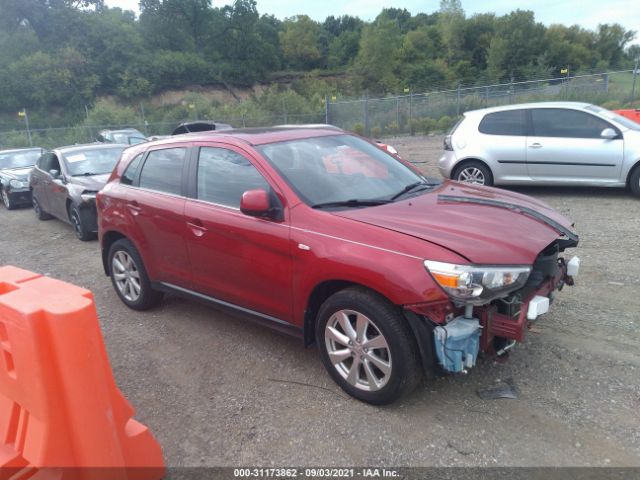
[[630, 166, 640, 197], [453, 160, 493, 186], [316, 286, 421, 405], [33, 195, 53, 220], [108, 238, 163, 310]]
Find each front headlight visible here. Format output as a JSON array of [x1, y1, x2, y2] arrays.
[[9, 179, 26, 189], [80, 191, 98, 202], [424, 260, 531, 305]]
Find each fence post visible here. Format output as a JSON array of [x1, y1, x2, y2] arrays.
[[363, 93, 369, 137], [140, 103, 148, 136], [282, 98, 288, 124], [84, 104, 93, 142], [409, 91, 413, 136], [485, 86, 489, 106], [603, 73, 609, 93], [325, 95, 330, 125], [632, 60, 639, 100], [396, 96, 399, 129], [456, 83, 461, 116], [21, 108, 33, 147]]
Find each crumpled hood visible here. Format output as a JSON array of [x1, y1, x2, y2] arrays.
[[0, 167, 33, 181], [334, 181, 577, 265], [68, 174, 110, 191]]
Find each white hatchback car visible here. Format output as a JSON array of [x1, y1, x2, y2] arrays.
[[438, 101, 640, 196]]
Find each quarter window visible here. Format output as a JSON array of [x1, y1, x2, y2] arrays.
[[197, 147, 270, 208], [121, 153, 143, 185], [530, 109, 613, 139], [138, 148, 186, 195], [478, 110, 526, 136]]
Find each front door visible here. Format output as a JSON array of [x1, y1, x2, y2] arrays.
[[526, 108, 624, 183], [184, 145, 293, 322]]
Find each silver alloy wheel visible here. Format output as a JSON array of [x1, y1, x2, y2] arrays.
[[112, 250, 142, 302], [457, 167, 486, 185], [2, 190, 9, 208], [324, 309, 392, 392]]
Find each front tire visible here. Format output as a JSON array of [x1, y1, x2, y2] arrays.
[[453, 160, 493, 186], [1, 189, 15, 210], [108, 238, 163, 310], [316, 287, 421, 405], [69, 205, 95, 241]]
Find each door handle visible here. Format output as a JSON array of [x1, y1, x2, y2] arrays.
[[127, 201, 141, 216], [529, 143, 542, 149], [186, 218, 208, 237]]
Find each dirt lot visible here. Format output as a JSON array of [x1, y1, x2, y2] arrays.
[[0, 135, 639, 468]]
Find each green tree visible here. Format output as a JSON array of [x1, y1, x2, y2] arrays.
[[279, 15, 323, 70]]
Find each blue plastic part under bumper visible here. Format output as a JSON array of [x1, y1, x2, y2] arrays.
[[434, 317, 481, 373]]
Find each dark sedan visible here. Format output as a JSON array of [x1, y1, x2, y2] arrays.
[[29, 143, 126, 240], [0, 147, 45, 209]]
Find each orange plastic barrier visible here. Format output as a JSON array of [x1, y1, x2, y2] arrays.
[[614, 109, 640, 124], [0, 266, 164, 479]]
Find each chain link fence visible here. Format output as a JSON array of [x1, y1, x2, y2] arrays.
[[327, 70, 638, 137], [1, 70, 637, 149], [0, 113, 326, 150]]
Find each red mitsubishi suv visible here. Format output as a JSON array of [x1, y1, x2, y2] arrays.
[[97, 126, 579, 404]]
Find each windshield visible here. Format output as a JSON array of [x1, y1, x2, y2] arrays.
[[0, 149, 41, 169], [112, 132, 145, 144], [63, 147, 125, 176], [585, 105, 640, 131], [257, 134, 426, 208]]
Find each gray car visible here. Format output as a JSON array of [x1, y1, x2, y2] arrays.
[[438, 101, 640, 196], [29, 143, 126, 240]]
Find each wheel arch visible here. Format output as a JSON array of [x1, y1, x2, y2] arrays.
[[451, 157, 493, 180], [101, 230, 128, 275], [625, 159, 640, 189]]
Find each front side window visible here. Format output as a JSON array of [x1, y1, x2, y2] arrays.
[[258, 134, 425, 208], [197, 147, 270, 208], [139, 148, 186, 195], [531, 109, 614, 139], [63, 147, 125, 176], [478, 110, 526, 136]]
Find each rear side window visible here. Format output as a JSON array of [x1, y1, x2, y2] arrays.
[[139, 148, 186, 195], [197, 147, 270, 208], [531, 108, 614, 139], [121, 153, 143, 185], [478, 110, 526, 136]]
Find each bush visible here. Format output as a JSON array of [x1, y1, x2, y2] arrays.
[[352, 122, 365, 135], [385, 121, 399, 135], [436, 115, 453, 132], [370, 125, 382, 138]]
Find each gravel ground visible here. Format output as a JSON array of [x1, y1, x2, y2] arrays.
[[0, 135, 638, 468]]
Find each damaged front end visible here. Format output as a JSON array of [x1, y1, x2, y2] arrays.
[[406, 236, 579, 375]]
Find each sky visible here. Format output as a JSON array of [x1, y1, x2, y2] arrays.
[[104, 0, 640, 39]]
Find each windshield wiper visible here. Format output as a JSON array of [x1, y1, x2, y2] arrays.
[[389, 181, 432, 200], [73, 172, 104, 176], [312, 199, 392, 209]]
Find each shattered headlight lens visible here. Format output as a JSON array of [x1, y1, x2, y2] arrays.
[[424, 260, 531, 304], [9, 179, 26, 189]]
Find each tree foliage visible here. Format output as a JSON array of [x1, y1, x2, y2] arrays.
[[0, 0, 636, 115]]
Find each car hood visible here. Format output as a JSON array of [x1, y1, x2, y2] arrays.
[[333, 182, 577, 265], [68, 174, 110, 190], [0, 167, 33, 181]]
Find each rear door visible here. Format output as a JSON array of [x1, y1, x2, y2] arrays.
[[526, 108, 624, 182], [126, 146, 192, 287], [476, 109, 528, 182], [183, 144, 293, 322]]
